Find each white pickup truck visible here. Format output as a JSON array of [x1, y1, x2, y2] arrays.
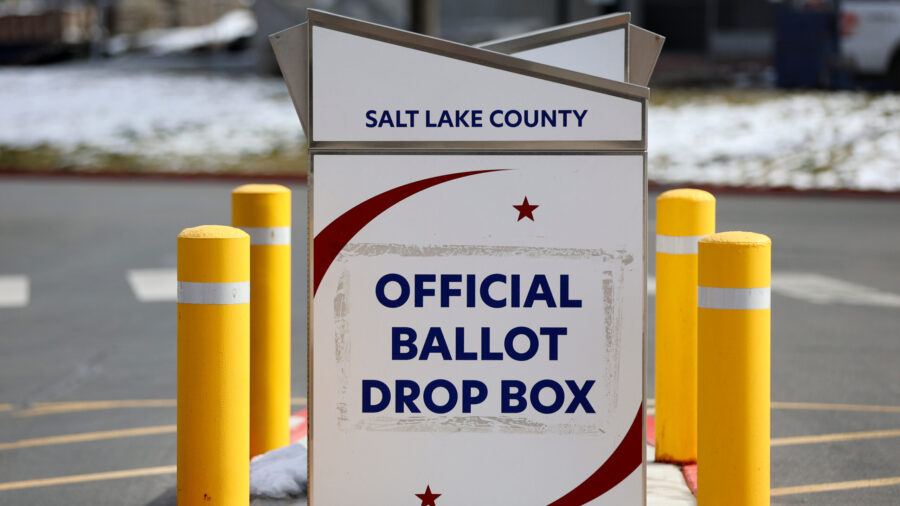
[[841, 0, 900, 87]]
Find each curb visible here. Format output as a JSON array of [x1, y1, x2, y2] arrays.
[[648, 181, 900, 200], [289, 409, 308, 447], [0, 169, 308, 183], [682, 463, 698, 496], [2, 169, 896, 199]]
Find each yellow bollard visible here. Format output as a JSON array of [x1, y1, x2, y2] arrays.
[[654, 188, 715, 464], [177, 225, 250, 505], [698, 231, 771, 506], [232, 184, 292, 458]]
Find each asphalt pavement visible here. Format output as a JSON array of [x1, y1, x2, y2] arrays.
[[0, 176, 898, 505]]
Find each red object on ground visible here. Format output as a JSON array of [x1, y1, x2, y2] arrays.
[[682, 464, 698, 495], [289, 408, 308, 444], [646, 414, 656, 447]]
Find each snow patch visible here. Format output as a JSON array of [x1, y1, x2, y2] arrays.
[[0, 66, 302, 165], [250, 443, 308, 500], [649, 92, 900, 191], [107, 10, 257, 55]]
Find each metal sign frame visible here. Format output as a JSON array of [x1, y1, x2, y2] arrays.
[[477, 13, 664, 87], [477, 12, 632, 81]]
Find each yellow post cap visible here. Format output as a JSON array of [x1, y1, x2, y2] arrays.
[[232, 184, 291, 228], [656, 189, 715, 237], [699, 231, 771, 289], [178, 225, 249, 240], [177, 225, 250, 283]]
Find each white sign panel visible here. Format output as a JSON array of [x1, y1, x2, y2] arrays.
[[510, 29, 627, 82], [311, 26, 643, 143], [311, 153, 645, 505]]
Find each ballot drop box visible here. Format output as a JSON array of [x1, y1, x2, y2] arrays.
[[272, 11, 663, 505]]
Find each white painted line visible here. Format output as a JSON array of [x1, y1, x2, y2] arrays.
[[698, 286, 771, 310], [0, 275, 29, 307], [127, 269, 176, 302], [772, 273, 900, 308], [177, 281, 249, 305], [649, 272, 900, 308], [656, 234, 707, 255], [0, 465, 176, 492], [239, 226, 291, 246]]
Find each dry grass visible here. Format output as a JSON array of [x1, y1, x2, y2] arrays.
[[0, 144, 308, 176]]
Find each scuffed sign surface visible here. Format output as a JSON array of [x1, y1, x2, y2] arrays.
[[312, 154, 644, 505]]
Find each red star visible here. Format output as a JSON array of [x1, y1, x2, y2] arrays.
[[415, 485, 441, 506], [513, 196, 539, 222]]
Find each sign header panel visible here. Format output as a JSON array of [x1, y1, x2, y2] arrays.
[[310, 25, 644, 145], [311, 153, 644, 505]]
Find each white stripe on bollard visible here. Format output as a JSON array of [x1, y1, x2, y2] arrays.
[[177, 281, 250, 305], [656, 234, 708, 255], [238, 227, 291, 246], [698, 286, 770, 310]]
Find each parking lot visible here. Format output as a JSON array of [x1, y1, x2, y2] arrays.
[[0, 176, 898, 504]]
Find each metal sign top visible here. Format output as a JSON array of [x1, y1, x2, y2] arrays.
[[477, 13, 664, 87], [271, 10, 653, 150]]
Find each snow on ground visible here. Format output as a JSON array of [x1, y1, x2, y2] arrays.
[[107, 10, 257, 56], [250, 442, 307, 500], [0, 65, 303, 170], [649, 91, 900, 191], [1, 65, 899, 190]]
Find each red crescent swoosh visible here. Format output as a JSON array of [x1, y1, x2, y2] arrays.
[[548, 405, 644, 506], [313, 169, 504, 295]]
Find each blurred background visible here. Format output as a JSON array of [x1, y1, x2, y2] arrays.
[[1, 3, 898, 505], [0, 0, 898, 189]]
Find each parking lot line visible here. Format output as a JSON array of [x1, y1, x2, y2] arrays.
[[0, 404, 12, 412], [772, 428, 900, 447], [126, 269, 176, 302], [0, 425, 176, 452], [646, 399, 900, 413], [14, 399, 176, 417], [0, 275, 29, 308], [772, 273, 900, 308], [648, 272, 900, 307], [771, 401, 900, 413], [8, 405, 887, 453], [12, 398, 308, 417], [0, 465, 176, 492], [771, 476, 900, 497]]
